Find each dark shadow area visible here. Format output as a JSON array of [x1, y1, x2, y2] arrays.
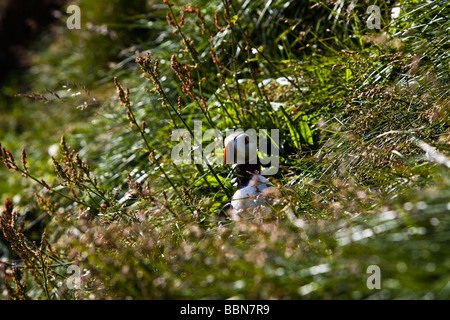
[[0, 0, 66, 86]]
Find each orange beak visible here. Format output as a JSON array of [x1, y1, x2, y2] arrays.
[[223, 132, 239, 165], [223, 143, 227, 164], [223, 139, 231, 164]]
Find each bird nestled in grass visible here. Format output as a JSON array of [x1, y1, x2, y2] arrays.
[[221, 132, 279, 221]]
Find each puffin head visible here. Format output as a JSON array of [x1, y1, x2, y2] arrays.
[[224, 132, 262, 189], [223, 132, 258, 165]]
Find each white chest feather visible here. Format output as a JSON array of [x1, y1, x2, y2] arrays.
[[231, 174, 273, 210]]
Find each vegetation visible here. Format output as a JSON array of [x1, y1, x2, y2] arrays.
[[0, 0, 449, 299]]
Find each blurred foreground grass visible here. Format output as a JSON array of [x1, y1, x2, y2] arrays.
[[0, 0, 449, 299]]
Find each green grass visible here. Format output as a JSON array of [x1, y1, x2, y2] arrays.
[[0, 0, 449, 299]]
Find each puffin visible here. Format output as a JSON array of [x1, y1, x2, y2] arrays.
[[221, 132, 278, 221]]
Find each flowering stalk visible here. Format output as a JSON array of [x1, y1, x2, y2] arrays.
[[170, 54, 214, 127], [164, 0, 199, 61], [52, 135, 112, 208], [0, 142, 91, 208], [177, 2, 243, 126], [135, 55, 231, 198], [0, 200, 66, 299], [114, 77, 187, 203], [113, 71, 188, 188], [164, 2, 227, 128]]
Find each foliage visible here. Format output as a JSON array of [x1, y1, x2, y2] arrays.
[[0, 0, 449, 299]]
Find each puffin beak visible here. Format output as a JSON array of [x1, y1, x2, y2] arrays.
[[224, 136, 237, 165], [224, 132, 240, 165], [223, 142, 228, 164]]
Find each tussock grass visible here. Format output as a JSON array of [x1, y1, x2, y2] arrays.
[[0, 0, 449, 299]]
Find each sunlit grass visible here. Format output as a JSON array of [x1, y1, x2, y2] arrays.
[[0, 0, 449, 299]]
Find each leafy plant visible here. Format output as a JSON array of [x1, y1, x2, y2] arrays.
[[0, 0, 449, 299]]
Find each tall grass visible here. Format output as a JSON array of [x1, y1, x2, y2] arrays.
[[0, 0, 449, 299]]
